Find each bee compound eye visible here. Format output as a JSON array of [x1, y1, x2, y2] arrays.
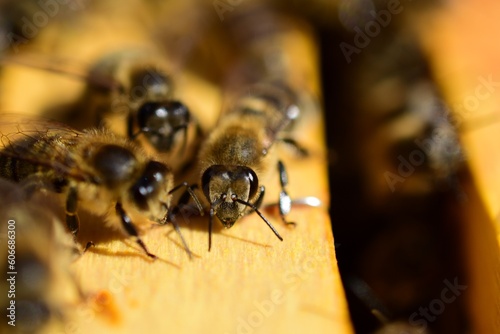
[[245, 168, 259, 198], [130, 161, 170, 211], [169, 101, 189, 121], [137, 102, 168, 130], [138, 101, 189, 129], [201, 165, 226, 201], [201, 168, 214, 200]]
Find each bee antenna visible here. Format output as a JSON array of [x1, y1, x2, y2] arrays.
[[168, 182, 204, 216], [233, 198, 283, 242]]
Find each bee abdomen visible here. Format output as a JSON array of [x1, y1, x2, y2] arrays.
[[0, 155, 38, 182]]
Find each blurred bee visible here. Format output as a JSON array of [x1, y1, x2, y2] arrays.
[[198, 81, 303, 250], [67, 50, 202, 172], [0, 0, 209, 172], [0, 114, 201, 259], [0, 178, 81, 334], [323, 5, 468, 332], [0, 49, 202, 173]]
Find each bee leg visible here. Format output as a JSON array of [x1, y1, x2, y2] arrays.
[[165, 207, 193, 259], [64, 186, 95, 256], [277, 160, 296, 227], [168, 182, 204, 216], [280, 138, 309, 157], [83, 241, 95, 253], [176, 122, 204, 172], [65, 187, 80, 236], [208, 207, 215, 252], [115, 202, 157, 259], [175, 124, 189, 156], [165, 185, 204, 258], [253, 186, 266, 210]]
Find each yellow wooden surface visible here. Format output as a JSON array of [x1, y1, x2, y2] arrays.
[[0, 1, 353, 333], [423, 1, 500, 333], [64, 86, 352, 334]]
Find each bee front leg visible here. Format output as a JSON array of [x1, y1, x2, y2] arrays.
[[168, 181, 204, 215], [115, 202, 157, 259], [280, 138, 309, 158], [277, 160, 296, 226], [166, 211, 193, 259], [65, 186, 80, 236], [253, 186, 265, 210], [164, 188, 195, 259]]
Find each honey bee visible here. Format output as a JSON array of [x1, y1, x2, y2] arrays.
[[0, 114, 200, 259], [0, 49, 202, 172], [198, 81, 303, 250], [68, 50, 202, 172], [0, 178, 81, 333]]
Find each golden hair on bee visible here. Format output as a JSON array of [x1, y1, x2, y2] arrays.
[[0, 114, 200, 259], [85, 51, 201, 172], [198, 81, 302, 250], [1, 49, 201, 173]]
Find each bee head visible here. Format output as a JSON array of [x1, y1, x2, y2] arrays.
[[129, 160, 173, 221], [136, 101, 190, 152], [201, 165, 259, 228]]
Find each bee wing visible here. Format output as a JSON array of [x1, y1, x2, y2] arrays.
[[0, 114, 91, 181]]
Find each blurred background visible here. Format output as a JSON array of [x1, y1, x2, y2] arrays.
[[316, 1, 469, 333]]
